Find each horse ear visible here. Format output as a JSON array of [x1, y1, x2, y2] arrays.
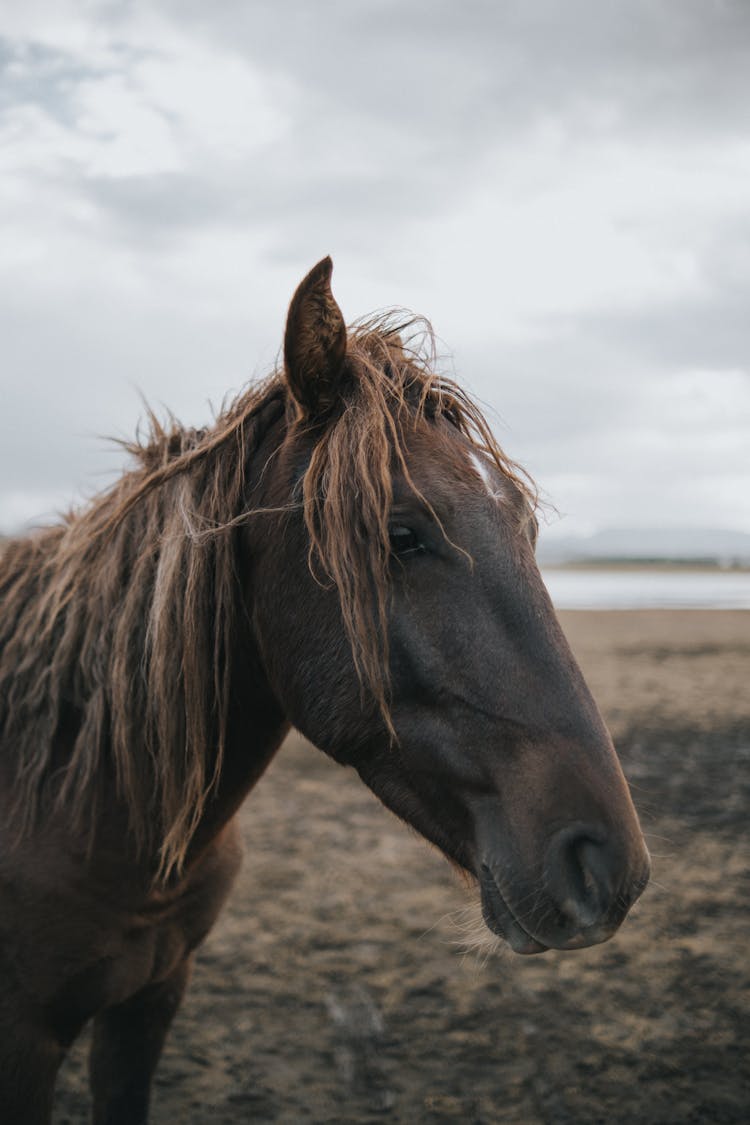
[[284, 256, 347, 419]]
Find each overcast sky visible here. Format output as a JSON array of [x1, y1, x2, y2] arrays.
[[1, 0, 749, 542]]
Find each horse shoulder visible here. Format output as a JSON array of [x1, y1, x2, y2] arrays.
[[0, 818, 244, 1027]]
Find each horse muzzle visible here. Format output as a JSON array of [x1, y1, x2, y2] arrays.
[[479, 821, 651, 954]]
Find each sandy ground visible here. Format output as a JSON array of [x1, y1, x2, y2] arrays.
[[53, 610, 750, 1124]]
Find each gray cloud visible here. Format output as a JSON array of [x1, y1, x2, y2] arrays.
[[1, 0, 748, 536], [10, 0, 749, 248], [164, 0, 750, 141]]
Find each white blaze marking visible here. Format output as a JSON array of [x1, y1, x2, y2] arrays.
[[469, 451, 504, 501]]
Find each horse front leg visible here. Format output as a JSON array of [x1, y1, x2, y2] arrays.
[[0, 1021, 64, 1125], [89, 955, 193, 1125]]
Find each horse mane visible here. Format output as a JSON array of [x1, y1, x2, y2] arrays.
[[0, 314, 535, 881], [300, 315, 537, 729]]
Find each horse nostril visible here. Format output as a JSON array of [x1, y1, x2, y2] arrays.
[[574, 838, 614, 916], [545, 825, 620, 931]]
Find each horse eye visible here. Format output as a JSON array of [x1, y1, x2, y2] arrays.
[[388, 524, 424, 557]]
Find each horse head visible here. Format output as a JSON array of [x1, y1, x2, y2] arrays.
[[250, 257, 649, 954]]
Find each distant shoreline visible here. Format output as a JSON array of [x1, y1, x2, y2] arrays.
[[541, 559, 750, 573], [540, 566, 750, 610]]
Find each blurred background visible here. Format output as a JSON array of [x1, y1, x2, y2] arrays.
[[2, 3, 748, 1123]]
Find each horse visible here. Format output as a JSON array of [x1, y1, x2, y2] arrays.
[[0, 257, 649, 1123]]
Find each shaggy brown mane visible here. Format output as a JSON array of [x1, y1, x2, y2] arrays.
[[301, 315, 537, 730], [0, 314, 535, 880]]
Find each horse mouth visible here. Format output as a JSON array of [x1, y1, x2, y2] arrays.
[[479, 865, 548, 955]]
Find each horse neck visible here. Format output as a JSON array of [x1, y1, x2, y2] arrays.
[[0, 389, 296, 880], [181, 400, 294, 863]]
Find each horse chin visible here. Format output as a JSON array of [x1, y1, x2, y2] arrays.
[[479, 865, 548, 955]]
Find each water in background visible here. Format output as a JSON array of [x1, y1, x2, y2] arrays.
[[541, 568, 750, 610]]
